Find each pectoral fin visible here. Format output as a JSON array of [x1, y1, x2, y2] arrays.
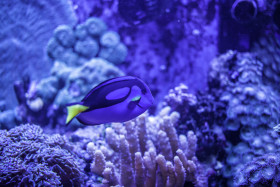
[[128, 96, 141, 109], [66, 104, 89, 125]]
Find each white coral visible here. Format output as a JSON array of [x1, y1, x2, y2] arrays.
[[87, 108, 205, 186]]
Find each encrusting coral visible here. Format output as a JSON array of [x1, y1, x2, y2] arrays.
[[164, 83, 227, 131], [251, 33, 280, 92], [234, 151, 280, 186], [162, 50, 280, 186], [0, 124, 85, 186], [208, 50, 280, 130], [207, 50, 280, 186], [85, 108, 208, 187]]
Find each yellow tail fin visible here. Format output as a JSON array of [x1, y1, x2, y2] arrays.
[[66, 104, 89, 125]]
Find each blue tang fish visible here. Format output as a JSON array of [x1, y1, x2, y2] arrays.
[[66, 76, 154, 125]]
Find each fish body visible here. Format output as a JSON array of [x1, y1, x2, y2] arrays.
[[66, 76, 154, 125]]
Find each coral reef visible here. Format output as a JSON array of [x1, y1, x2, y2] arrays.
[[69, 108, 209, 186], [1, 1, 280, 186], [0, 124, 85, 186], [234, 151, 280, 186], [124, 0, 219, 105], [11, 17, 126, 129], [208, 50, 280, 130], [207, 50, 280, 186], [68, 0, 219, 108], [12, 19, 126, 130], [0, 0, 77, 108], [47, 17, 127, 66], [164, 83, 227, 128], [251, 32, 280, 91], [161, 50, 280, 186], [224, 128, 280, 185], [164, 83, 227, 166], [15, 58, 124, 128]]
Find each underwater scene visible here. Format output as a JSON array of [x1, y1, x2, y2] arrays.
[[1, 0, 280, 186]]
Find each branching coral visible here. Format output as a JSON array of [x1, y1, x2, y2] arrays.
[[84, 109, 208, 186], [164, 83, 227, 171], [158, 50, 280, 186], [164, 83, 227, 126], [47, 17, 127, 66], [0, 124, 85, 186]]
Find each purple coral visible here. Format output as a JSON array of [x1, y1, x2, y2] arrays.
[[207, 50, 280, 185], [164, 84, 227, 166], [0, 124, 85, 186], [14, 57, 124, 128], [0, 0, 77, 108], [208, 51, 280, 131], [252, 33, 280, 91], [46, 17, 127, 66], [234, 152, 280, 186], [71, 109, 208, 186]]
